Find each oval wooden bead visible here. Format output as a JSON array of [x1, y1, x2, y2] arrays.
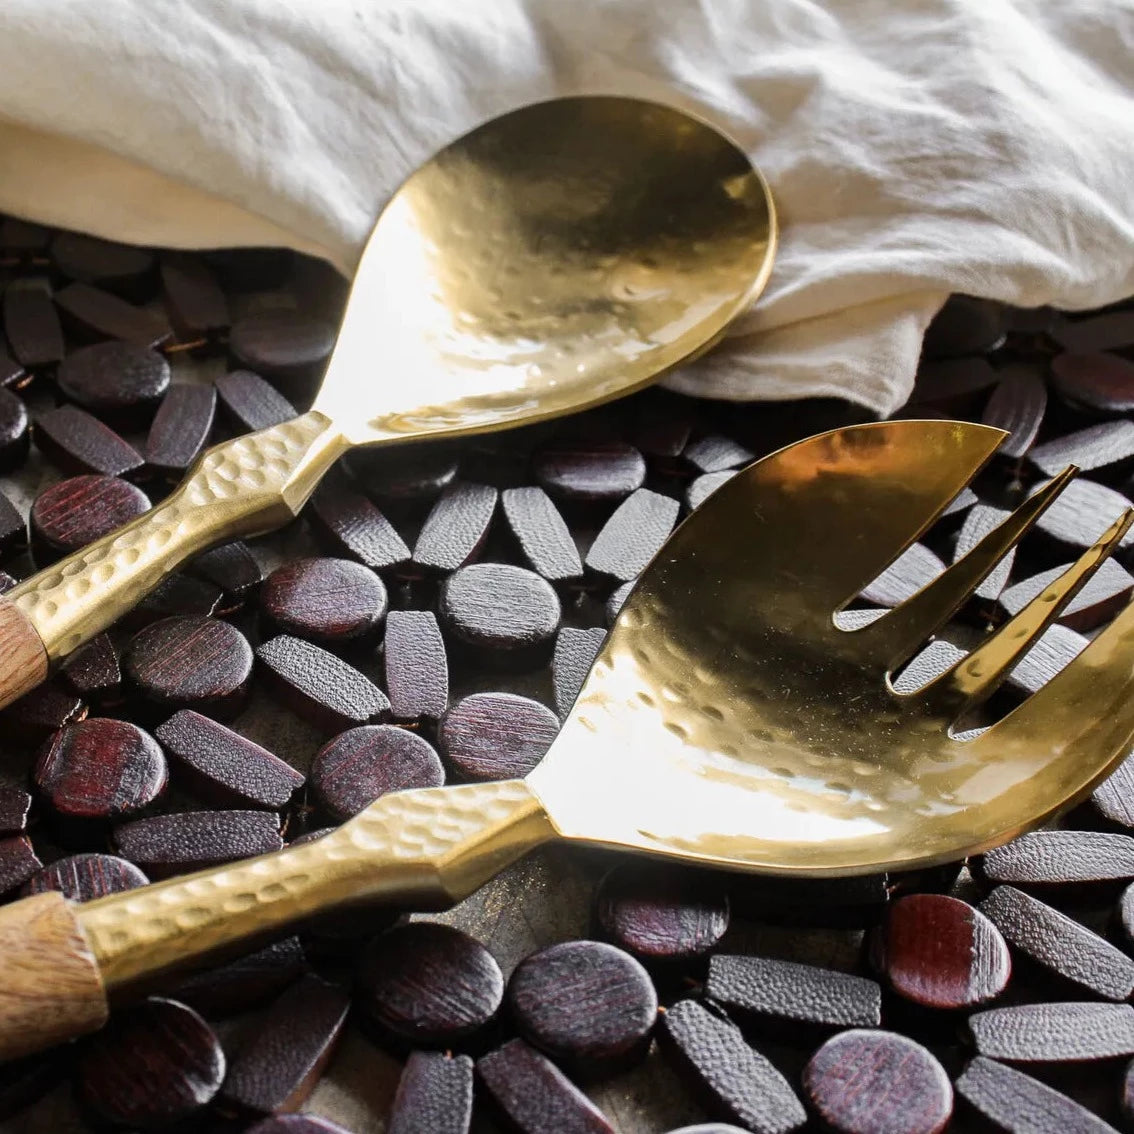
[[0, 388, 29, 472], [870, 893, 1010, 1010], [412, 482, 498, 574], [439, 563, 560, 668], [439, 692, 560, 781], [74, 997, 225, 1129], [159, 252, 230, 341], [982, 367, 1047, 459], [33, 404, 144, 477], [802, 1029, 952, 1134], [308, 473, 411, 574], [1050, 351, 1134, 414], [357, 922, 504, 1046], [124, 615, 254, 720], [59, 632, 122, 708], [311, 725, 444, 822], [860, 543, 945, 607], [3, 281, 64, 369], [552, 626, 606, 718], [594, 862, 729, 965], [1031, 420, 1134, 480], [585, 488, 680, 583], [30, 474, 149, 561], [0, 679, 87, 747], [33, 718, 168, 838], [388, 1050, 474, 1134], [186, 540, 265, 610], [349, 444, 460, 516], [51, 231, 156, 299], [216, 368, 296, 431], [56, 341, 170, 429], [21, 852, 148, 901], [922, 295, 1006, 359], [507, 940, 657, 1077], [54, 281, 172, 347], [172, 936, 307, 1019], [501, 486, 583, 583], [228, 308, 336, 388], [976, 830, 1134, 897], [686, 470, 737, 512], [1030, 477, 1134, 554], [130, 572, 222, 624], [966, 1002, 1134, 1064], [384, 609, 449, 722], [261, 557, 387, 645], [145, 383, 216, 477], [533, 438, 646, 506], [683, 434, 754, 474]]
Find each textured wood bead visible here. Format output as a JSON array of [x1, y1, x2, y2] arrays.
[[1050, 351, 1134, 414], [186, 540, 265, 609], [0, 388, 29, 472], [3, 281, 64, 368], [257, 634, 390, 732], [74, 997, 225, 1129], [1000, 558, 1134, 632], [684, 434, 754, 474], [705, 955, 881, 1033], [412, 482, 498, 573], [439, 692, 559, 781], [30, 473, 149, 561], [308, 474, 411, 574], [1031, 477, 1134, 553], [1031, 420, 1134, 479], [954, 504, 1014, 602], [261, 556, 387, 644], [219, 974, 350, 1115], [56, 340, 170, 429], [131, 572, 222, 624], [979, 884, 1134, 1000], [311, 724, 444, 822], [349, 444, 460, 516], [159, 252, 230, 340], [439, 563, 560, 667], [155, 709, 304, 810], [357, 922, 504, 1046], [113, 809, 283, 878], [860, 543, 945, 607], [33, 405, 144, 477], [956, 1055, 1118, 1134], [21, 852, 148, 901], [216, 369, 296, 431], [228, 308, 336, 386], [54, 281, 172, 347], [605, 579, 636, 625], [51, 231, 156, 299], [33, 717, 168, 838], [686, 469, 738, 512], [657, 999, 806, 1134], [501, 486, 583, 582], [594, 862, 729, 964], [388, 1050, 474, 1134], [0, 786, 31, 836], [477, 1038, 614, 1134], [802, 1029, 952, 1134], [124, 615, 254, 720], [977, 830, 1134, 896], [144, 382, 216, 477], [552, 626, 605, 717], [1007, 624, 1089, 695], [172, 936, 307, 1018], [384, 610, 449, 721], [585, 489, 680, 582], [0, 835, 42, 894], [508, 940, 657, 1076], [59, 632, 122, 707], [966, 1002, 1134, 1064], [982, 367, 1047, 459], [534, 438, 646, 507], [870, 893, 1010, 1010], [0, 678, 85, 746]]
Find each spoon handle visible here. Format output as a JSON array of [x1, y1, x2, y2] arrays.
[[0, 409, 345, 711], [0, 779, 553, 1061]]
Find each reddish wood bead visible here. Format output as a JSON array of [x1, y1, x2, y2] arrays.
[[534, 438, 646, 507], [172, 936, 307, 1018], [34, 718, 168, 839], [145, 383, 216, 476], [870, 893, 1010, 1010], [0, 388, 29, 472], [56, 340, 170, 429], [307, 473, 411, 574], [0, 786, 31, 836], [159, 252, 230, 340], [51, 231, 156, 299], [803, 1029, 952, 1134], [0, 679, 86, 746], [357, 922, 504, 1046], [922, 295, 1005, 358], [1052, 309, 1134, 354], [54, 281, 171, 347], [412, 482, 498, 573], [74, 997, 225, 1128], [585, 489, 680, 583], [1050, 351, 1134, 414], [216, 368, 296, 431], [384, 610, 449, 721], [33, 405, 144, 477], [966, 1002, 1134, 1064], [124, 615, 254, 720], [131, 572, 223, 624], [3, 281, 64, 368], [257, 634, 390, 732], [0, 835, 42, 895], [439, 692, 559, 781], [59, 632, 122, 707], [30, 473, 149, 561], [186, 540, 264, 608], [113, 809, 283, 878], [501, 486, 583, 583], [311, 725, 444, 822], [349, 444, 460, 516], [21, 852, 148, 901], [982, 367, 1047, 459], [228, 307, 336, 388], [261, 556, 387, 644], [156, 709, 304, 810], [388, 1050, 474, 1134], [219, 974, 350, 1115]]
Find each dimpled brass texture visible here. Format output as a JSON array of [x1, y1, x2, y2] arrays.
[[2, 95, 774, 687]]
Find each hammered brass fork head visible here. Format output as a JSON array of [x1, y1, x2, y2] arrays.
[[531, 418, 1134, 873]]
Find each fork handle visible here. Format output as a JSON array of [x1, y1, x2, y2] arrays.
[[0, 409, 346, 711], [0, 780, 554, 1061]]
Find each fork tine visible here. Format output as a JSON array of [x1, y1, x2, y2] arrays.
[[853, 467, 1078, 670], [915, 508, 1134, 718]]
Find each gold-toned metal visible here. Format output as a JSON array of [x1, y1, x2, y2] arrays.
[[69, 419, 1134, 1006], [3, 95, 774, 684]]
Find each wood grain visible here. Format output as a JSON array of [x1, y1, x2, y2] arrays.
[[0, 594, 49, 709]]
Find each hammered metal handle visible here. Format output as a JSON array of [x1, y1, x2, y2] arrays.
[[3, 410, 346, 682]]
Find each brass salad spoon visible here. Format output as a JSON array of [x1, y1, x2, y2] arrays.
[[2, 418, 1133, 1060], [0, 95, 776, 710]]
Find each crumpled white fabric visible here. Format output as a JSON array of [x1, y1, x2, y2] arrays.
[[0, 0, 1131, 415]]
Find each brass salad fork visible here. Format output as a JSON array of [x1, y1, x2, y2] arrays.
[[2, 418, 1133, 1060]]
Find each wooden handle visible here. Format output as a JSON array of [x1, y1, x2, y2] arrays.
[[0, 892, 108, 1060], [0, 595, 49, 711]]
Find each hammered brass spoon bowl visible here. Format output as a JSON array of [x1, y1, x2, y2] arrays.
[[5, 418, 1134, 1059], [0, 95, 775, 710]]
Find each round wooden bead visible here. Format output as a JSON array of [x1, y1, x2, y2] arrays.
[[228, 308, 336, 389], [30, 475, 150, 561], [870, 893, 1010, 1010], [507, 940, 657, 1077], [439, 692, 560, 781], [261, 557, 387, 645], [356, 922, 504, 1046], [311, 725, 444, 822], [124, 615, 254, 720], [21, 852, 148, 900], [594, 862, 729, 965], [56, 341, 170, 429], [51, 231, 156, 299], [33, 718, 167, 839], [74, 997, 225, 1128], [0, 388, 29, 472], [439, 563, 560, 668], [803, 1029, 952, 1134], [533, 439, 646, 506], [348, 444, 460, 515]]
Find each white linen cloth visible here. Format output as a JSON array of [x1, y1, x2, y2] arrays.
[[0, 0, 1131, 415]]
